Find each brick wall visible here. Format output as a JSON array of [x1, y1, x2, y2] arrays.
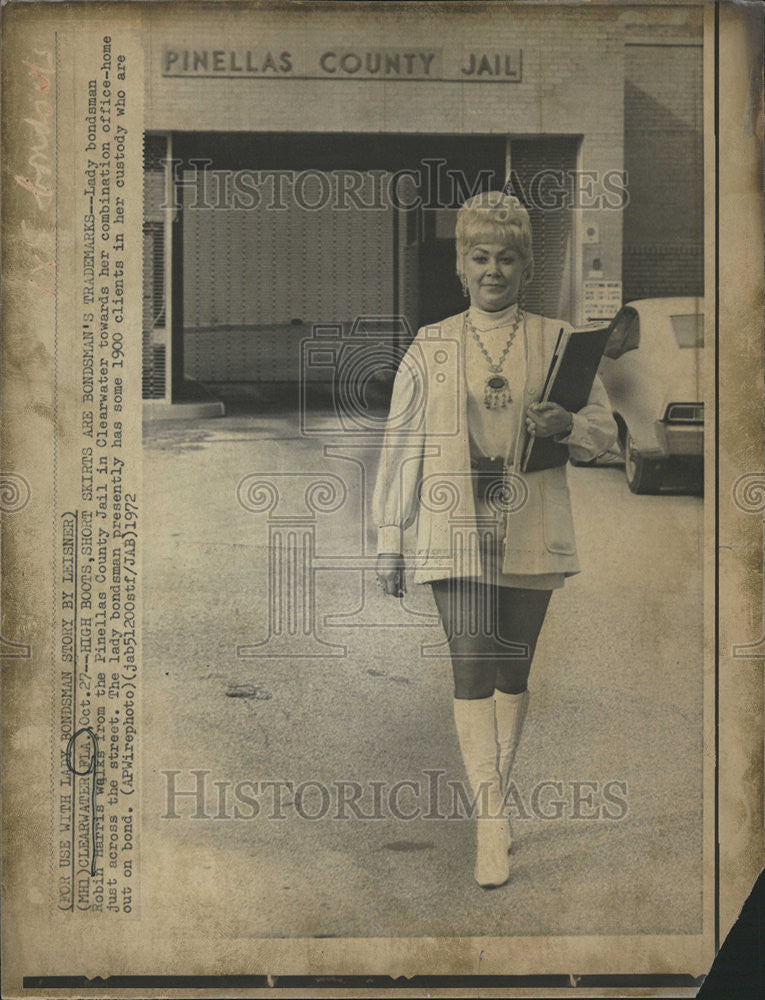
[[143, 2, 705, 382], [623, 39, 704, 301], [145, 5, 624, 138]]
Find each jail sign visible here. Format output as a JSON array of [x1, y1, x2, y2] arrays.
[[162, 47, 523, 81]]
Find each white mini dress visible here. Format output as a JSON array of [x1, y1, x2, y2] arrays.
[[465, 303, 565, 591]]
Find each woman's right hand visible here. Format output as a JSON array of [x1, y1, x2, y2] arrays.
[[376, 553, 406, 597]]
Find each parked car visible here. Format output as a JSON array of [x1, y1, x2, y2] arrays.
[[598, 297, 704, 494]]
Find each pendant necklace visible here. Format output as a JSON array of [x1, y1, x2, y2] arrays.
[[465, 309, 523, 410]]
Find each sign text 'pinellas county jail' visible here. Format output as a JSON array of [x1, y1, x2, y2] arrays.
[[162, 47, 523, 81]]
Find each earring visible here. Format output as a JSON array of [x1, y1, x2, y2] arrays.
[[460, 276, 469, 297]]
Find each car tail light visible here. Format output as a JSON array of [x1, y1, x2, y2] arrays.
[[665, 403, 704, 423]]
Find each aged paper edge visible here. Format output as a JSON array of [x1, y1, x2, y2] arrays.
[[0, 0, 763, 994]]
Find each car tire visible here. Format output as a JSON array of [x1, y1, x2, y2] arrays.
[[624, 431, 664, 494]]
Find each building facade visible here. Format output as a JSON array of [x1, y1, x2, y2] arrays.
[[141, 3, 704, 405]]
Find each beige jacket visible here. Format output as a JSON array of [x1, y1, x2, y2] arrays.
[[372, 310, 618, 584]]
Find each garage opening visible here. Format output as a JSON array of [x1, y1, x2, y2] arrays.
[[143, 132, 579, 408]]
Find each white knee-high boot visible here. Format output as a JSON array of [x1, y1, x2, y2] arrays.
[[453, 697, 510, 888], [494, 688, 530, 849]]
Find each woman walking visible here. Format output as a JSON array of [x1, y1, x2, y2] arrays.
[[373, 191, 617, 887]]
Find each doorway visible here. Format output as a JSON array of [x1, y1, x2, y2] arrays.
[[142, 132, 578, 401]]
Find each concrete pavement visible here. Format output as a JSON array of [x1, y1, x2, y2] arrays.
[[141, 389, 705, 939]]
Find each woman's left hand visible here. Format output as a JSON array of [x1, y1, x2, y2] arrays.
[[526, 402, 573, 439]]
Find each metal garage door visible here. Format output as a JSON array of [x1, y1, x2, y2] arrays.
[[182, 171, 396, 382]]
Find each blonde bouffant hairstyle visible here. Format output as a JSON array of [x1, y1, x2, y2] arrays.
[[455, 191, 534, 289]]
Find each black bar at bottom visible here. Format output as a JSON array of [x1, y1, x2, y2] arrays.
[[23, 973, 705, 989]]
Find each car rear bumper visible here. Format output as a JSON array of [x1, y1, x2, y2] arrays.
[[653, 420, 704, 458]]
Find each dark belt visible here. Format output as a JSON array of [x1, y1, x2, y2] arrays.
[[470, 456, 507, 515], [470, 456, 506, 474], [472, 447, 570, 475]]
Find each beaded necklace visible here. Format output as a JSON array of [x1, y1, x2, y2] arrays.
[[465, 309, 524, 409]]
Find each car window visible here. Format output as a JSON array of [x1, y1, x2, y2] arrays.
[[671, 313, 704, 348], [603, 307, 640, 358]]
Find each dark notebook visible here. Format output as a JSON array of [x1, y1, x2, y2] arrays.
[[521, 323, 612, 473]]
